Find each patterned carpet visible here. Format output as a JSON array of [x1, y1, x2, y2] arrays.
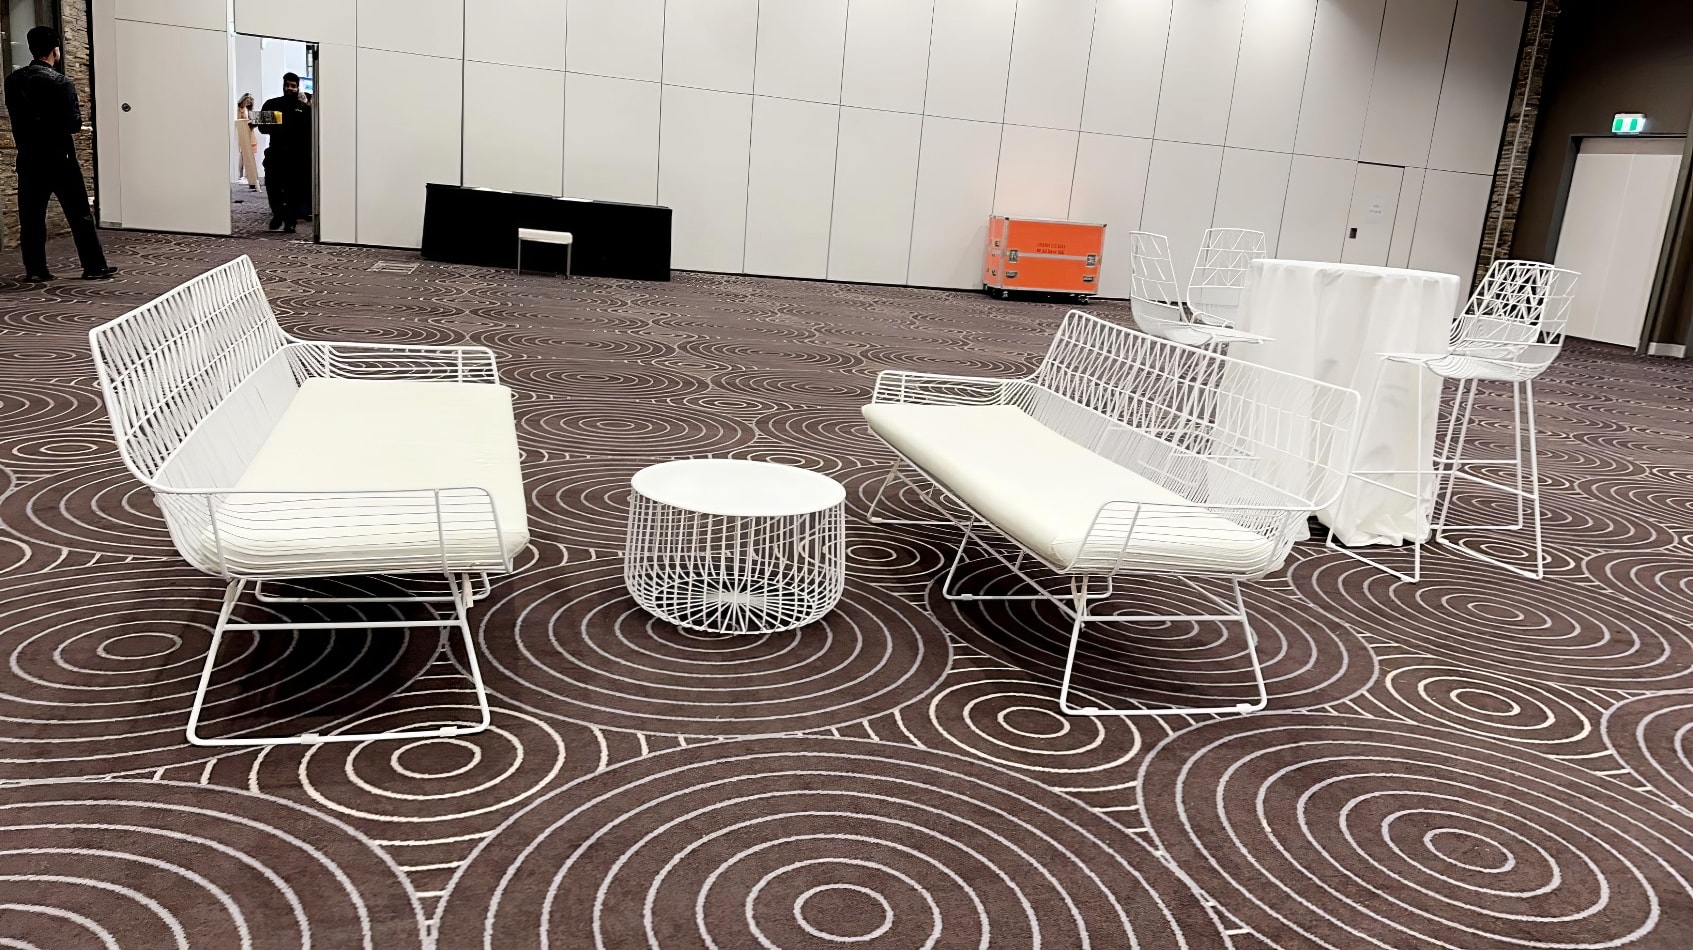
[[2, 222, 1692, 948]]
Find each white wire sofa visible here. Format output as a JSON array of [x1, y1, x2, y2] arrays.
[[90, 255, 528, 746], [864, 310, 1357, 717]]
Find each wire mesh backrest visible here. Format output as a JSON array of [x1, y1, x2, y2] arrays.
[[89, 256, 292, 487], [1449, 260, 1580, 376], [1127, 231, 1189, 337], [1020, 311, 1358, 513], [1188, 228, 1267, 325]]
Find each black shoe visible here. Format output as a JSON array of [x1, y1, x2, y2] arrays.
[[248, 184, 258, 190], [282, 224, 297, 234], [268, 216, 283, 231], [81, 267, 117, 280], [22, 272, 55, 282]]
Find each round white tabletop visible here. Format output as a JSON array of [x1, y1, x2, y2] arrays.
[[631, 459, 846, 518]]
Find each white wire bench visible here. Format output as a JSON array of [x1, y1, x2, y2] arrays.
[[864, 310, 1358, 717], [89, 255, 528, 746]]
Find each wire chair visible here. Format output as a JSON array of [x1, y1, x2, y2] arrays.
[[865, 311, 1358, 716], [1128, 231, 1269, 350], [89, 255, 524, 746], [1188, 227, 1268, 329], [1330, 260, 1580, 582]]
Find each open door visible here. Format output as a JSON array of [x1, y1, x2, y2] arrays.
[[113, 18, 230, 234]]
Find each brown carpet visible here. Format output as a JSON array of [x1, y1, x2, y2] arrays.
[[2, 221, 1692, 948]]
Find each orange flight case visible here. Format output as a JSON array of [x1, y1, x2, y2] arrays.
[[983, 216, 1106, 299]]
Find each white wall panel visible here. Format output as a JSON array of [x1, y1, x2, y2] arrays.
[[466, 0, 566, 70], [1069, 133, 1154, 298], [1227, 0, 1318, 154], [840, 0, 933, 114], [1081, 0, 1172, 139], [463, 61, 564, 196], [925, 0, 1018, 123], [1279, 155, 1355, 262], [1387, 167, 1426, 267], [234, 0, 356, 44], [663, 0, 758, 94], [116, 0, 224, 30], [658, 86, 753, 273], [1213, 148, 1294, 255], [316, 43, 358, 244], [567, 0, 663, 81], [1360, 0, 1455, 167], [564, 73, 661, 203], [744, 98, 840, 278], [1003, 0, 1095, 131], [1154, 0, 1247, 146], [756, 0, 849, 103], [1408, 169, 1491, 287], [909, 118, 1003, 288], [359, 0, 463, 59], [829, 108, 923, 284], [1294, 0, 1386, 160], [994, 126, 1079, 219], [1140, 140, 1226, 284], [358, 49, 462, 248], [1427, 0, 1525, 174]]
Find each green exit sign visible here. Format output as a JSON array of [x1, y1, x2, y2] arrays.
[[1614, 113, 1647, 135]]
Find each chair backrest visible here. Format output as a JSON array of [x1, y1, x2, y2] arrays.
[[1020, 311, 1358, 545], [90, 255, 296, 490], [1188, 228, 1267, 326], [1452, 260, 1580, 375], [1126, 231, 1191, 340]]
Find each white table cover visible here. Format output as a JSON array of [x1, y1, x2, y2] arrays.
[[1235, 260, 1462, 546]]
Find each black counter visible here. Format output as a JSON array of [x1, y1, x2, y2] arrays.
[[420, 183, 672, 281]]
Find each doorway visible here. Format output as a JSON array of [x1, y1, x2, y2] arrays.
[[230, 34, 316, 240], [1553, 137, 1685, 348], [1341, 163, 1405, 266]]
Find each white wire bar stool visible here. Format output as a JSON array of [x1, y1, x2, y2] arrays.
[[1329, 260, 1580, 582], [865, 312, 1358, 717], [1187, 227, 1268, 329], [1128, 231, 1270, 350], [90, 256, 521, 746]]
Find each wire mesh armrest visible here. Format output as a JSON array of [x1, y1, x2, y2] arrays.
[[871, 370, 1022, 406], [156, 486, 512, 579], [285, 340, 501, 383], [1071, 498, 1310, 576]]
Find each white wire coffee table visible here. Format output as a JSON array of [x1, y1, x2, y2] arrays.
[[626, 459, 847, 634]]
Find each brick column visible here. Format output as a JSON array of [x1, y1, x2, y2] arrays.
[[1474, 0, 1562, 284]]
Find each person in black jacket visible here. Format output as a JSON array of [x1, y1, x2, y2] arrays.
[[3, 26, 113, 281], [254, 71, 311, 233]]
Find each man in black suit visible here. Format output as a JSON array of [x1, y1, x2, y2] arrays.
[[3, 26, 114, 281], [254, 71, 312, 233]]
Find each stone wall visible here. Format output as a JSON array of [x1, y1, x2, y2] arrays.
[[0, 1, 97, 251], [1475, 0, 1562, 284]]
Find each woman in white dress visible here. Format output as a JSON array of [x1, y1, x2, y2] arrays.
[[235, 93, 261, 190]]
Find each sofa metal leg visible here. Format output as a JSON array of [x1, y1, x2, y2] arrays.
[[1057, 578, 1268, 717], [865, 459, 956, 526], [186, 574, 492, 747]]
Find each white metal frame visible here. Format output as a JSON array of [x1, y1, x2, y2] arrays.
[[867, 311, 1359, 716], [1329, 260, 1580, 582], [89, 255, 514, 746], [1128, 231, 1270, 350], [1188, 228, 1268, 329], [626, 478, 846, 635]]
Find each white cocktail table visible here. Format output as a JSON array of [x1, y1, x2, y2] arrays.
[[625, 459, 846, 634]]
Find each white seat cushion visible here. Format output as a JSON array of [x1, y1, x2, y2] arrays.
[[862, 403, 1276, 574], [517, 228, 572, 244], [199, 378, 529, 575]]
